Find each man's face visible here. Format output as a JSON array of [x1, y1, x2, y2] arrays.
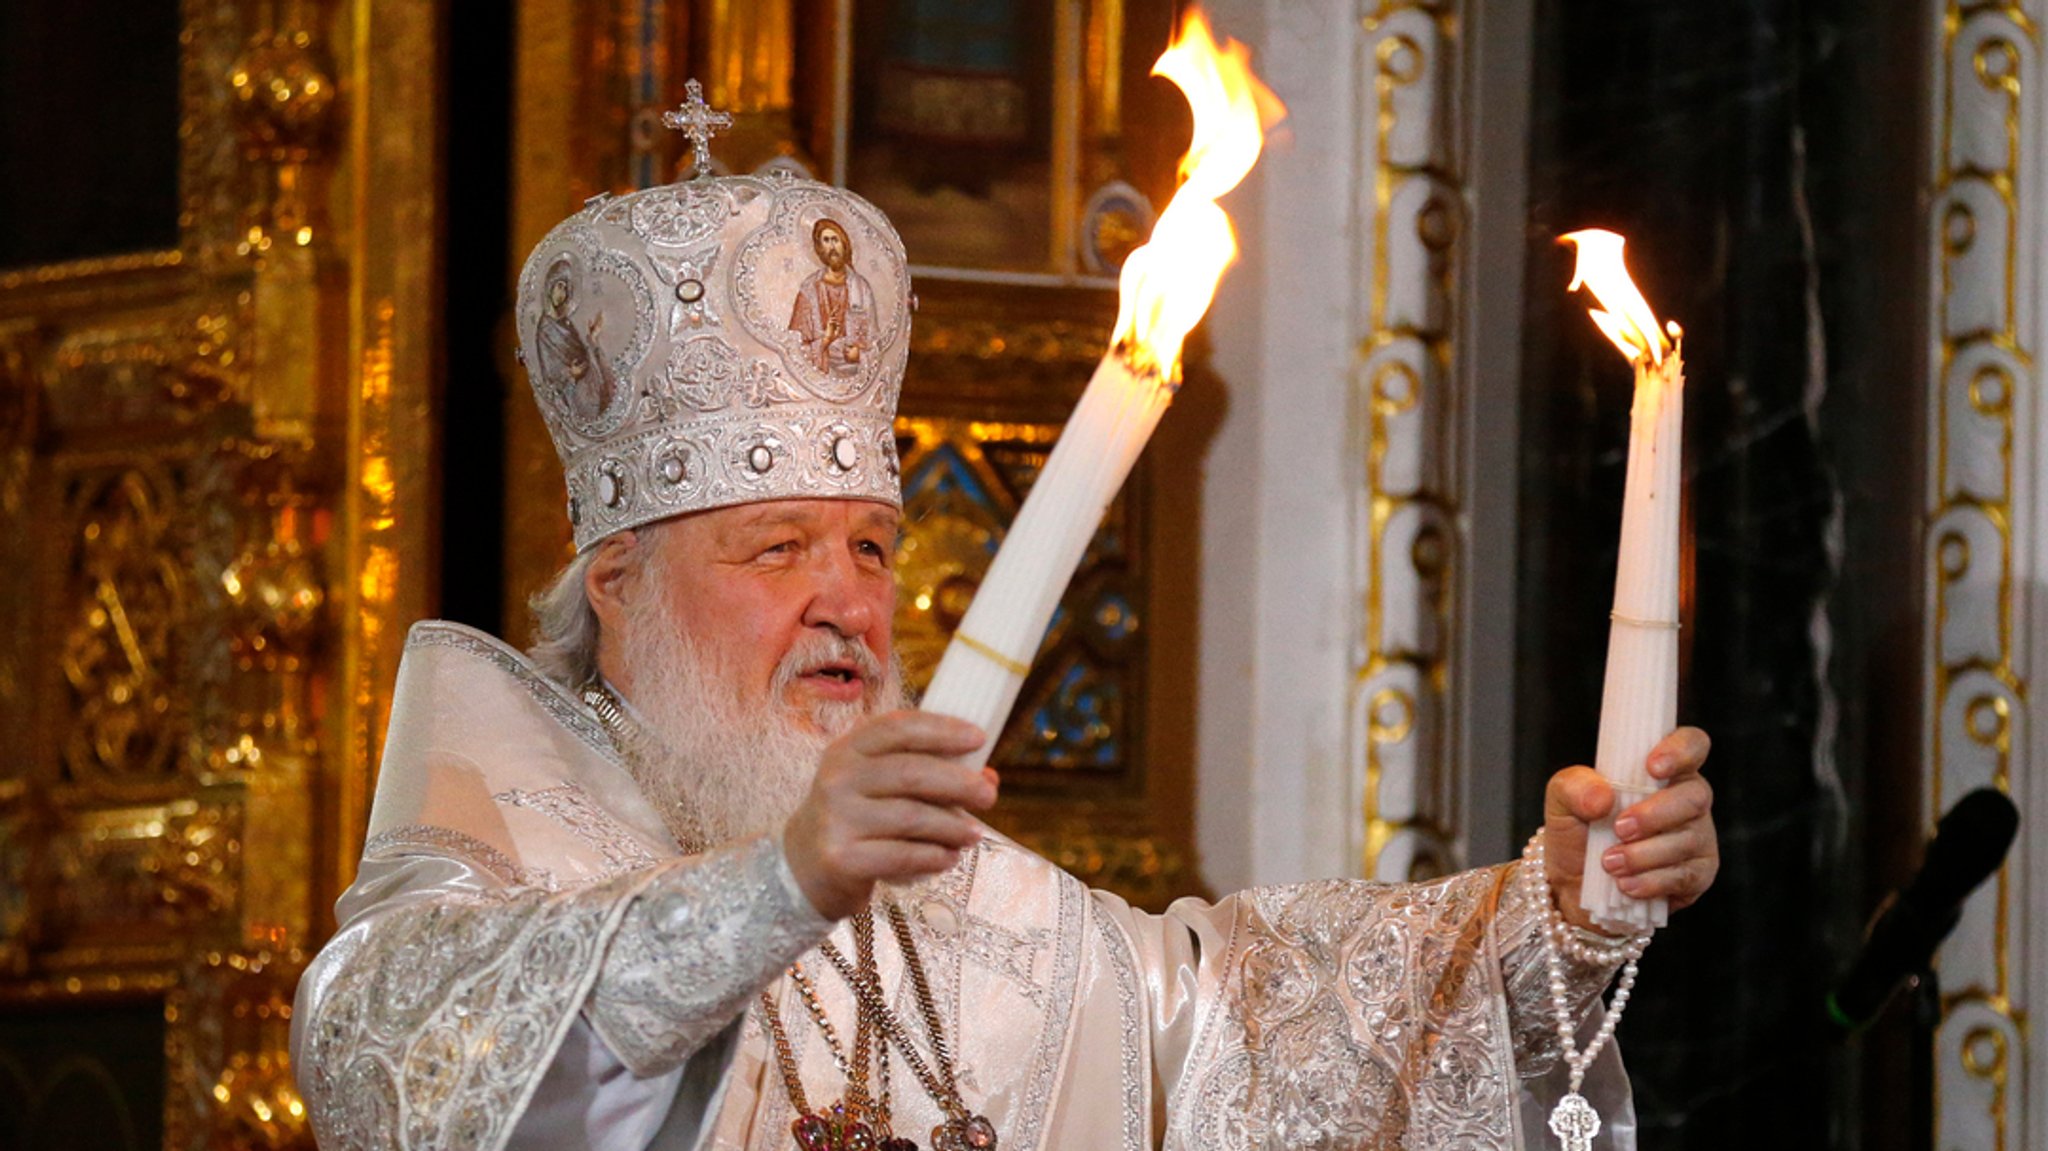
[[643, 498, 898, 733], [815, 224, 850, 271]]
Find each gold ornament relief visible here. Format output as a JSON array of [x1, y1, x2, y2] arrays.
[[1356, 1, 1462, 880], [1007, 823, 1190, 912], [229, 31, 337, 165], [147, 799, 243, 923], [60, 469, 187, 791], [168, 947, 311, 1151], [0, 3, 427, 1150]]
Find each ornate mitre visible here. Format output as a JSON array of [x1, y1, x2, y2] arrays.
[[514, 99, 911, 550]]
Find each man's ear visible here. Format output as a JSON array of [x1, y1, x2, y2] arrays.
[[584, 531, 641, 636]]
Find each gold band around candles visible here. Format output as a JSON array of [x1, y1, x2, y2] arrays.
[[953, 632, 1031, 679], [1608, 612, 1681, 630]]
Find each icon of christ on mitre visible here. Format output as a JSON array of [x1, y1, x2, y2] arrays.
[[787, 216, 876, 378]]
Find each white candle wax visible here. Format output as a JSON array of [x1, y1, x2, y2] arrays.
[[919, 352, 1176, 766], [1579, 347, 1685, 933]]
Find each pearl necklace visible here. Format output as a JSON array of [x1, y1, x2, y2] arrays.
[[1522, 831, 1652, 1151]]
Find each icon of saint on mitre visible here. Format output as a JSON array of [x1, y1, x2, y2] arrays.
[[785, 217, 874, 377], [533, 256, 617, 427]]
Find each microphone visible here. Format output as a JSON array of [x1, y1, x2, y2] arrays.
[[1825, 787, 2020, 1033]]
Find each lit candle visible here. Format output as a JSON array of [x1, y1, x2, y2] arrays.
[[1563, 229, 1684, 933], [919, 8, 1282, 765]]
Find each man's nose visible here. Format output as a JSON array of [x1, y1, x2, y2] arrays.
[[801, 548, 878, 637]]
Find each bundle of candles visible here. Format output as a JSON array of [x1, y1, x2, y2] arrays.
[[1562, 229, 1686, 933], [919, 8, 1283, 765]]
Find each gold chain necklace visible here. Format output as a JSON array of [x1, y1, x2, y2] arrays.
[[762, 904, 998, 1151], [760, 912, 909, 1150], [817, 904, 997, 1151]]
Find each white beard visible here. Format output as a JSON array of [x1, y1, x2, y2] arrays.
[[612, 579, 905, 851]]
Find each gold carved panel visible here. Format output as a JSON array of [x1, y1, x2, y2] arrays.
[[0, 0, 439, 1147]]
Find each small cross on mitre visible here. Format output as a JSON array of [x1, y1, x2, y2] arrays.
[[663, 79, 734, 178]]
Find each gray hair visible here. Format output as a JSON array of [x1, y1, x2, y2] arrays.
[[527, 526, 669, 686]]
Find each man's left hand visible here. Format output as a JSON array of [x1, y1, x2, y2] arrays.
[[1542, 727, 1717, 934]]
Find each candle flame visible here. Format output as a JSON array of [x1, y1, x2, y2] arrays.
[[1561, 229, 1674, 366], [1113, 7, 1285, 381]]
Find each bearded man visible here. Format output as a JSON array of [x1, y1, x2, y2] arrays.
[[292, 156, 1719, 1151], [786, 217, 874, 376]]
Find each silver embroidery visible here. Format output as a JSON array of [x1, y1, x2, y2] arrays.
[[404, 622, 622, 767], [362, 824, 559, 891], [1008, 854, 1088, 1151], [648, 248, 728, 336], [586, 837, 832, 1076], [1170, 866, 1522, 1151], [494, 782, 662, 876], [667, 335, 748, 411], [754, 841, 1087, 1148], [559, 406, 901, 548], [615, 181, 738, 249], [1091, 905, 1150, 1151], [865, 850, 979, 1098], [302, 870, 652, 1151], [951, 910, 1050, 1009]]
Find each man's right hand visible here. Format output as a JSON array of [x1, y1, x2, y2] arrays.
[[781, 711, 997, 920]]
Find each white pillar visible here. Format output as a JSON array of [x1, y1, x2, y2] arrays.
[[1923, 3, 2044, 1146], [1199, 0, 1358, 889], [1197, 0, 1532, 888]]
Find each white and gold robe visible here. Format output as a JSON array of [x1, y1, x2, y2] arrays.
[[291, 622, 1635, 1151]]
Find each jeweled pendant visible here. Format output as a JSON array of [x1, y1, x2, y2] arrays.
[[793, 1115, 830, 1151], [792, 1102, 877, 1151], [930, 1114, 997, 1151], [1547, 1091, 1600, 1151]]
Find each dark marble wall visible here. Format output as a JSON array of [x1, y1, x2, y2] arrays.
[[1514, 2, 1928, 1148]]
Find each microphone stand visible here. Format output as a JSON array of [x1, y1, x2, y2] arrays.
[[1910, 965, 1938, 1151]]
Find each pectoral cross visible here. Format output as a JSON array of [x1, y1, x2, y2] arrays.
[[1547, 1091, 1601, 1151], [662, 79, 733, 178]]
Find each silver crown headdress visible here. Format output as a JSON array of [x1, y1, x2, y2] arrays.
[[516, 82, 910, 551]]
